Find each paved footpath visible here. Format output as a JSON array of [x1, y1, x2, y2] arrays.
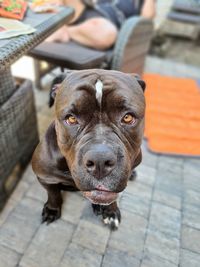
[[0, 56, 200, 267], [0, 138, 199, 267]]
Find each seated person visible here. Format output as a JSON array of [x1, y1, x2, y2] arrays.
[[46, 0, 156, 50]]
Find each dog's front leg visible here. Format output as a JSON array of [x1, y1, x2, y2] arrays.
[[92, 202, 121, 230], [38, 179, 63, 224]]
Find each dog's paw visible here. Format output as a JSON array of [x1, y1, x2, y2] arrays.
[[41, 204, 61, 224], [91, 203, 121, 230], [92, 204, 102, 216], [102, 207, 121, 230]]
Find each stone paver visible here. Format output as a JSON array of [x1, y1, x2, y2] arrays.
[[120, 191, 150, 218], [72, 219, 110, 254], [135, 164, 156, 187], [145, 56, 200, 79], [183, 174, 200, 195], [155, 169, 182, 197], [157, 155, 184, 173], [183, 204, 200, 230], [108, 211, 148, 259], [102, 248, 140, 267], [0, 245, 21, 267], [183, 159, 200, 178], [22, 164, 36, 184], [80, 201, 105, 225], [59, 243, 102, 267], [20, 220, 74, 267], [0, 117, 199, 267], [1, 53, 200, 266], [182, 226, 200, 254], [140, 149, 158, 168], [61, 192, 85, 225], [153, 189, 181, 210], [144, 230, 180, 265], [180, 249, 200, 267], [0, 177, 31, 227], [148, 203, 181, 239], [26, 180, 47, 202], [125, 180, 152, 200], [141, 252, 177, 267], [0, 197, 41, 254], [184, 189, 200, 207]]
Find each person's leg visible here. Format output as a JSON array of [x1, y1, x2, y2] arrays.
[[141, 0, 156, 19], [46, 17, 118, 50], [46, 17, 117, 50], [45, 25, 70, 43], [45, 0, 85, 43], [67, 17, 118, 50]]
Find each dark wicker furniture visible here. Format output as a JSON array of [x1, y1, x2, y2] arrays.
[[29, 16, 154, 89], [0, 79, 38, 208], [168, 0, 200, 23], [0, 7, 74, 209]]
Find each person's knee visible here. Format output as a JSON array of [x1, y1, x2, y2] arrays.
[[88, 18, 118, 50]]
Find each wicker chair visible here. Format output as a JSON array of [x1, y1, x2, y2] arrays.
[[0, 78, 39, 209], [29, 16, 154, 89]]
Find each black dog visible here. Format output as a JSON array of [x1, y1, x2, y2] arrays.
[[32, 69, 145, 230]]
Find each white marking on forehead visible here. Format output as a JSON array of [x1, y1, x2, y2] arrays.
[[95, 79, 103, 104]]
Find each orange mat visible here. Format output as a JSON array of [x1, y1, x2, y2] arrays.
[[143, 73, 200, 156]]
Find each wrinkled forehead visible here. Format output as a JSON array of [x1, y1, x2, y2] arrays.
[[55, 70, 144, 112]]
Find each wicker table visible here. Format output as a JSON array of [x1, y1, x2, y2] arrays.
[[0, 7, 74, 103], [0, 7, 74, 209]]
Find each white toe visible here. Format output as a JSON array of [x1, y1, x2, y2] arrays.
[[103, 217, 119, 228]]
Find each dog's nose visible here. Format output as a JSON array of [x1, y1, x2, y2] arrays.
[[83, 144, 117, 179]]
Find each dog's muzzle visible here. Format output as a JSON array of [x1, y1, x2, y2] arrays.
[[80, 143, 120, 205]]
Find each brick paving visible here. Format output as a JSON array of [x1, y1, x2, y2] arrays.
[[0, 139, 200, 267], [0, 56, 200, 267]]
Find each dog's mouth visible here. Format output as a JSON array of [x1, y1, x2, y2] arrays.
[[82, 188, 118, 205]]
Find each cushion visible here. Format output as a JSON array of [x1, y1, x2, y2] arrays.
[[29, 41, 111, 69]]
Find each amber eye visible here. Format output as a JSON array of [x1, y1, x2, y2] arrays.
[[122, 113, 136, 124], [65, 115, 78, 125]]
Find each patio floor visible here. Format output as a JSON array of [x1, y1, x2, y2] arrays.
[[0, 56, 200, 267]]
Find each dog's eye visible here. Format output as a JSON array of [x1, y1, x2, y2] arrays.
[[122, 113, 136, 125], [65, 115, 78, 125]]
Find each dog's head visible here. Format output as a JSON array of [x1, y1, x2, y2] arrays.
[[52, 69, 145, 205]]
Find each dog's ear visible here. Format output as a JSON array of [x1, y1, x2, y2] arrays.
[[49, 73, 68, 108], [130, 73, 146, 92], [136, 77, 146, 92]]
